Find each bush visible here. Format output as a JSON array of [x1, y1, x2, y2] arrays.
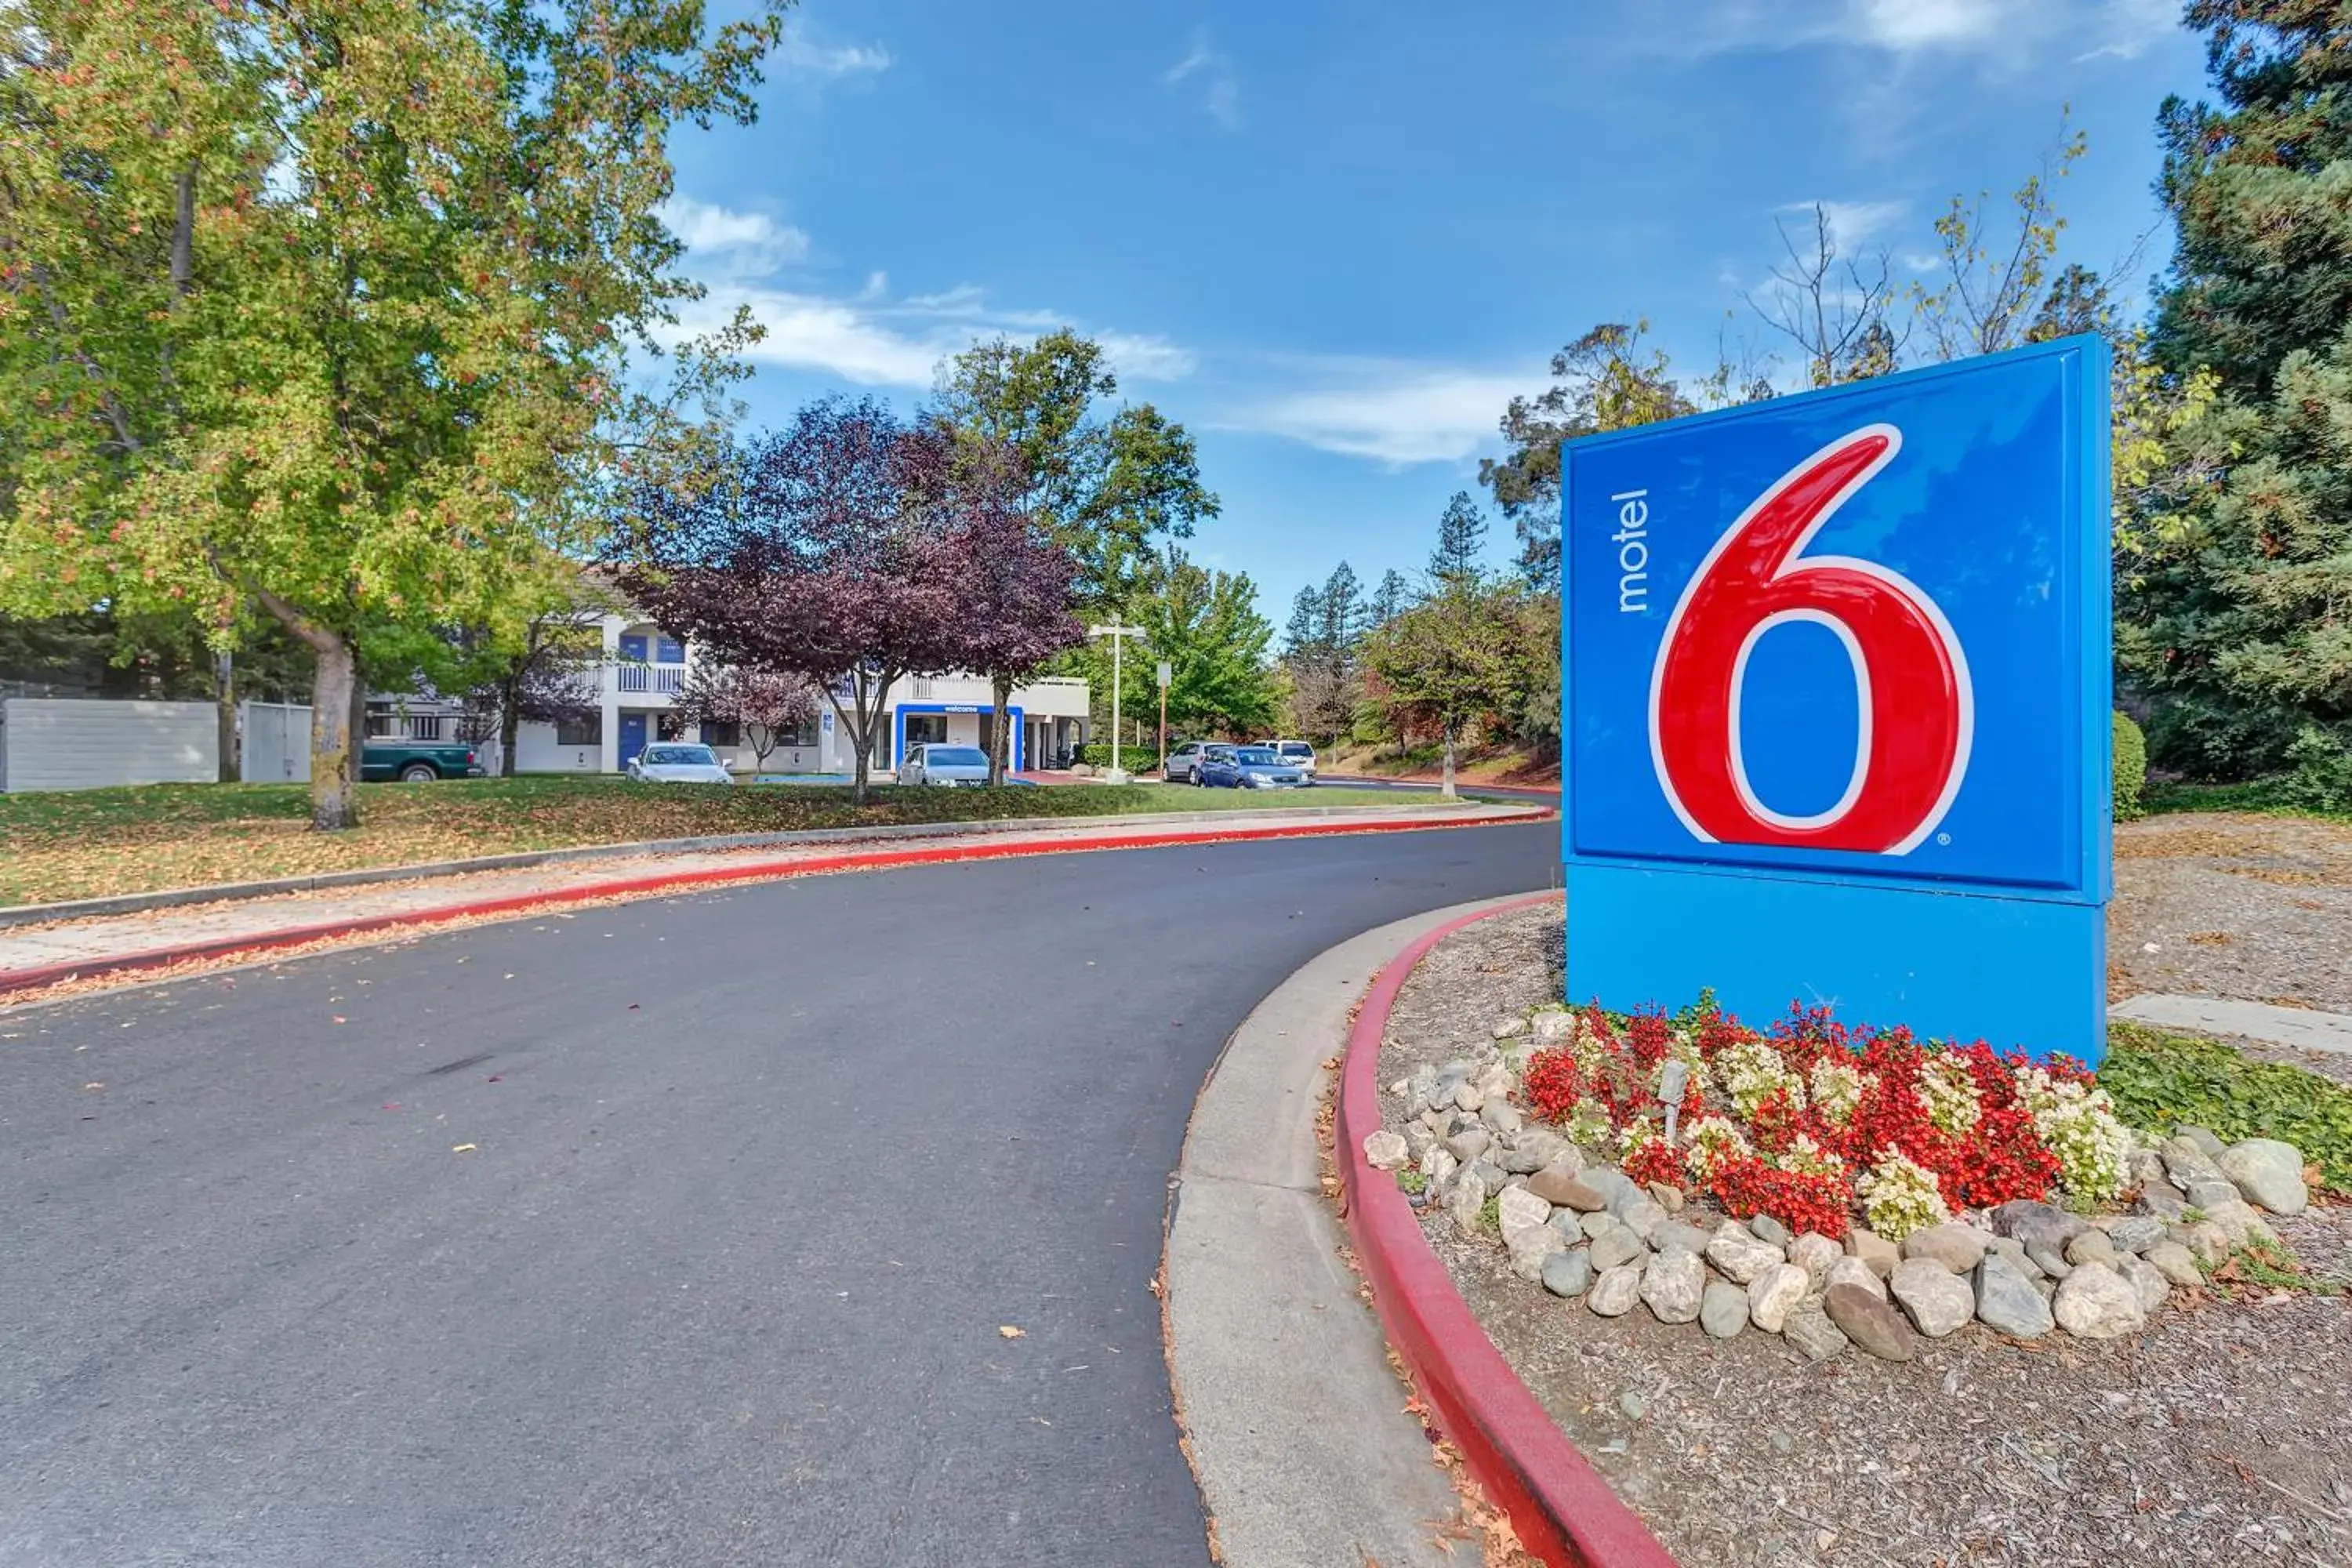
[[2112, 710, 2147, 822], [2102, 1023, 2352, 1192], [2284, 724, 2352, 814], [1077, 742, 1161, 773], [2144, 693, 2301, 782]]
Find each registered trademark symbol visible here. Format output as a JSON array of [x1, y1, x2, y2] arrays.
[[1936, 833, 1952, 846]]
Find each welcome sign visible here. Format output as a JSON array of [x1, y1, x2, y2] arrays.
[[1559, 336, 2113, 1062]]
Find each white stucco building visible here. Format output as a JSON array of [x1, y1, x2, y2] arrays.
[[497, 612, 1091, 778]]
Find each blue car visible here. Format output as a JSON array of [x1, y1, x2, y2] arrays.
[[1194, 744, 1308, 790]]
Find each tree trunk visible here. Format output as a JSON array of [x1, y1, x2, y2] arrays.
[[309, 635, 361, 829], [988, 670, 1014, 786], [214, 646, 238, 783], [1440, 720, 1457, 800], [499, 680, 521, 778]]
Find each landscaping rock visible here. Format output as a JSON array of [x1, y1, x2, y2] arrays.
[[1402, 1123, 1437, 1163], [1479, 1098, 1525, 1138], [2200, 1198, 2276, 1247], [1496, 1185, 1553, 1245], [1541, 1248, 1594, 1299], [2024, 1239, 2074, 1279], [1640, 1248, 1706, 1325], [2160, 1144, 2223, 1189], [1889, 1258, 1974, 1338], [1748, 1213, 1792, 1248], [1987, 1200, 2085, 1250], [1647, 1219, 1711, 1257], [1363, 1130, 1410, 1171], [2119, 1254, 2172, 1316], [1469, 1159, 1508, 1194], [2143, 1241, 2202, 1288], [2178, 1124, 2229, 1160], [2129, 1149, 2179, 1196], [1513, 1129, 1572, 1171], [1789, 1232, 1841, 1287], [1588, 1229, 1649, 1274], [2185, 1176, 2242, 1212], [1454, 1079, 1486, 1112], [1701, 1280, 1750, 1339], [1507, 1223, 1568, 1283], [1494, 1142, 1547, 1175], [2106, 1216, 2166, 1254], [1475, 1063, 1512, 1101], [1824, 1282, 1918, 1361], [1420, 1148, 1457, 1186], [1444, 1126, 1493, 1164], [2053, 1262, 2147, 1340], [1825, 1255, 1889, 1303], [1748, 1263, 1809, 1334], [1647, 1181, 1686, 1214], [1526, 1160, 1602, 1209], [2136, 1185, 2190, 1223], [1974, 1251, 2054, 1339], [1706, 1223, 1786, 1285], [1587, 1263, 1642, 1317], [2172, 1219, 2231, 1265], [1617, 1196, 1669, 1243], [1782, 1300, 1849, 1362], [2065, 1229, 2120, 1270], [1846, 1225, 1900, 1277], [1900, 1222, 1988, 1274], [1530, 1009, 1577, 1045], [2219, 1138, 2309, 1216], [1580, 1166, 1638, 1212], [1580, 1210, 1621, 1243], [1446, 1167, 1487, 1233], [1492, 1016, 1528, 1040]]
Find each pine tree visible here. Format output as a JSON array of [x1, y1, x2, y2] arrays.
[[1367, 568, 1411, 630], [1429, 492, 1489, 585], [1283, 585, 1323, 662], [2130, 1, 2352, 778], [1316, 562, 1364, 656]]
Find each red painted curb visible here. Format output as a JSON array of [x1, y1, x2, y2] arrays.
[[0, 811, 1536, 1001], [1334, 894, 1681, 1568]]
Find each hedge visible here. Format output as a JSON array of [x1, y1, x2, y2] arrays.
[[2113, 710, 2147, 822], [1077, 743, 1162, 773]]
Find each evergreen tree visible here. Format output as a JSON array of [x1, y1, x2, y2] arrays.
[[1367, 568, 1411, 630], [1282, 585, 1323, 662], [1316, 562, 1365, 656], [1429, 492, 1489, 585], [2131, 1, 2352, 778]]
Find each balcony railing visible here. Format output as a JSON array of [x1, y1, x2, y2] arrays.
[[615, 665, 684, 695]]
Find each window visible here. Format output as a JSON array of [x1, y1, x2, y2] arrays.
[[655, 635, 687, 665], [555, 716, 601, 746], [618, 633, 648, 663], [924, 746, 987, 767], [700, 720, 742, 747], [656, 713, 686, 741], [644, 745, 717, 766]]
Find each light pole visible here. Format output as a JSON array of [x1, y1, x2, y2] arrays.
[[1156, 659, 1171, 778], [1090, 618, 1143, 784]]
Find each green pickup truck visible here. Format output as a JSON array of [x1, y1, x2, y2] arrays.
[[360, 739, 485, 782]]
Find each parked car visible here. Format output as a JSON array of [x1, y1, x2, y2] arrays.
[[1196, 744, 1308, 790], [626, 743, 733, 785], [1163, 739, 1213, 782], [360, 739, 484, 782], [1272, 740, 1318, 779], [901, 742, 992, 786]]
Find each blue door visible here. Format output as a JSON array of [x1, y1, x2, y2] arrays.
[[619, 713, 648, 767]]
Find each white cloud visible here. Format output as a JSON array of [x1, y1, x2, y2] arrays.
[[1098, 332, 1200, 383], [1801, 198, 1909, 249], [1235, 366, 1527, 466], [659, 195, 810, 273], [1668, 0, 2177, 67], [779, 24, 891, 78], [1164, 29, 1242, 132]]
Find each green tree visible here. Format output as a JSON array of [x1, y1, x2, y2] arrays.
[[1361, 578, 1529, 799], [932, 330, 1219, 775], [1123, 546, 1278, 738], [1429, 491, 1489, 586], [0, 0, 782, 827], [1367, 568, 1411, 630]]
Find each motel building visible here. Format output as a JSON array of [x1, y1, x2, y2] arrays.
[[467, 612, 1092, 779]]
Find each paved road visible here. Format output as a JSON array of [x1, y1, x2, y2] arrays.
[[0, 822, 1555, 1568]]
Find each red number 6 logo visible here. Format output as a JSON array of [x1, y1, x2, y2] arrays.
[[1648, 424, 1972, 855]]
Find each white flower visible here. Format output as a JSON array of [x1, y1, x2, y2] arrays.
[[1857, 1151, 1949, 1240]]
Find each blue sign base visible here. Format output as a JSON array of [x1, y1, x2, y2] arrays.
[[1565, 862, 2108, 1065]]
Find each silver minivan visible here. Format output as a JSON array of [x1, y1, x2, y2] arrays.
[[1272, 740, 1317, 780]]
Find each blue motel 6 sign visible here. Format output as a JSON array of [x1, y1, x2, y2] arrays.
[[1560, 335, 2113, 1062]]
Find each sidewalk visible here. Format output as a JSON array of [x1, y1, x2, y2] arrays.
[[0, 801, 1534, 999]]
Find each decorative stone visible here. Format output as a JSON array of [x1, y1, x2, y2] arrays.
[[1530, 1010, 1577, 1046], [1587, 1263, 1642, 1317], [1748, 1214, 1792, 1248], [2177, 1124, 2228, 1160], [1470, 1159, 1508, 1193], [2064, 1229, 2119, 1269], [1617, 1196, 1669, 1243], [1748, 1263, 1809, 1334], [1580, 1210, 1621, 1243], [1846, 1226, 1900, 1277], [2171, 1219, 2231, 1265], [1781, 1301, 1849, 1362], [1789, 1232, 1841, 1287], [1475, 1063, 1512, 1102], [1639, 1248, 1705, 1325], [1588, 1228, 1649, 1274], [2106, 1216, 2166, 1254], [2136, 1185, 2189, 1223], [1974, 1251, 2053, 1339], [2143, 1240, 2203, 1288], [2160, 1145, 2223, 1190], [2053, 1262, 2147, 1339], [2024, 1239, 2074, 1279], [2129, 1149, 2177, 1196], [1889, 1258, 1974, 1338], [1580, 1167, 1638, 1213], [1420, 1148, 1457, 1186], [1701, 1280, 1750, 1339], [1445, 1127, 1494, 1164], [1507, 1223, 1568, 1283], [1900, 1222, 1987, 1274], [1454, 1079, 1485, 1112], [1496, 1185, 1553, 1245], [1542, 1248, 1593, 1298], [1652, 1221, 1715, 1258], [2219, 1138, 2310, 1216], [1514, 1130, 1573, 1172], [2185, 1176, 2242, 1211], [1446, 1167, 1487, 1233], [1494, 1142, 1546, 1176], [1526, 1162, 1603, 1210], [1825, 1255, 1888, 1303], [1647, 1181, 1685, 1214], [1492, 1016, 1529, 1040], [1706, 1224, 1785, 1285], [1480, 1098, 1524, 1138], [2119, 1254, 2171, 1315], [1363, 1130, 1410, 1171], [1824, 1282, 1919, 1361], [2200, 1198, 2274, 1247]]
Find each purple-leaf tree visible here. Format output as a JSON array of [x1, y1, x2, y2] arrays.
[[615, 397, 970, 803], [672, 664, 820, 775]]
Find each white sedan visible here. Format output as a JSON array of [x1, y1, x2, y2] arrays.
[[626, 742, 734, 785], [901, 743, 992, 786]]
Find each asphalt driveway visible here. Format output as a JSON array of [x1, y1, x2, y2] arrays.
[[0, 821, 1554, 1567]]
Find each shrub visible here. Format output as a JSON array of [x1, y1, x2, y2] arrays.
[[2112, 710, 2147, 821], [2284, 724, 2352, 815], [2102, 1023, 2352, 1192], [1076, 743, 1162, 773]]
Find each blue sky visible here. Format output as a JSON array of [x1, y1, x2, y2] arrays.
[[662, 0, 2206, 620]]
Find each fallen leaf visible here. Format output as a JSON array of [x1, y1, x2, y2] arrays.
[[82, 1082, 104, 1091], [485, 1074, 503, 1083], [998, 1325, 1025, 1339], [332, 1015, 347, 1024], [452, 1143, 477, 1153]]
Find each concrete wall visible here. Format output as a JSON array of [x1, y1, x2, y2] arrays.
[[0, 699, 217, 792]]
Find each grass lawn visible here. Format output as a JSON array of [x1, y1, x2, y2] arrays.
[[0, 775, 1450, 907], [2144, 775, 2350, 825]]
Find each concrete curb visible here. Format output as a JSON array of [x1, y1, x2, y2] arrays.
[[1166, 896, 1534, 1566], [0, 811, 1526, 1002], [1332, 893, 1680, 1568], [0, 798, 1542, 931]]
